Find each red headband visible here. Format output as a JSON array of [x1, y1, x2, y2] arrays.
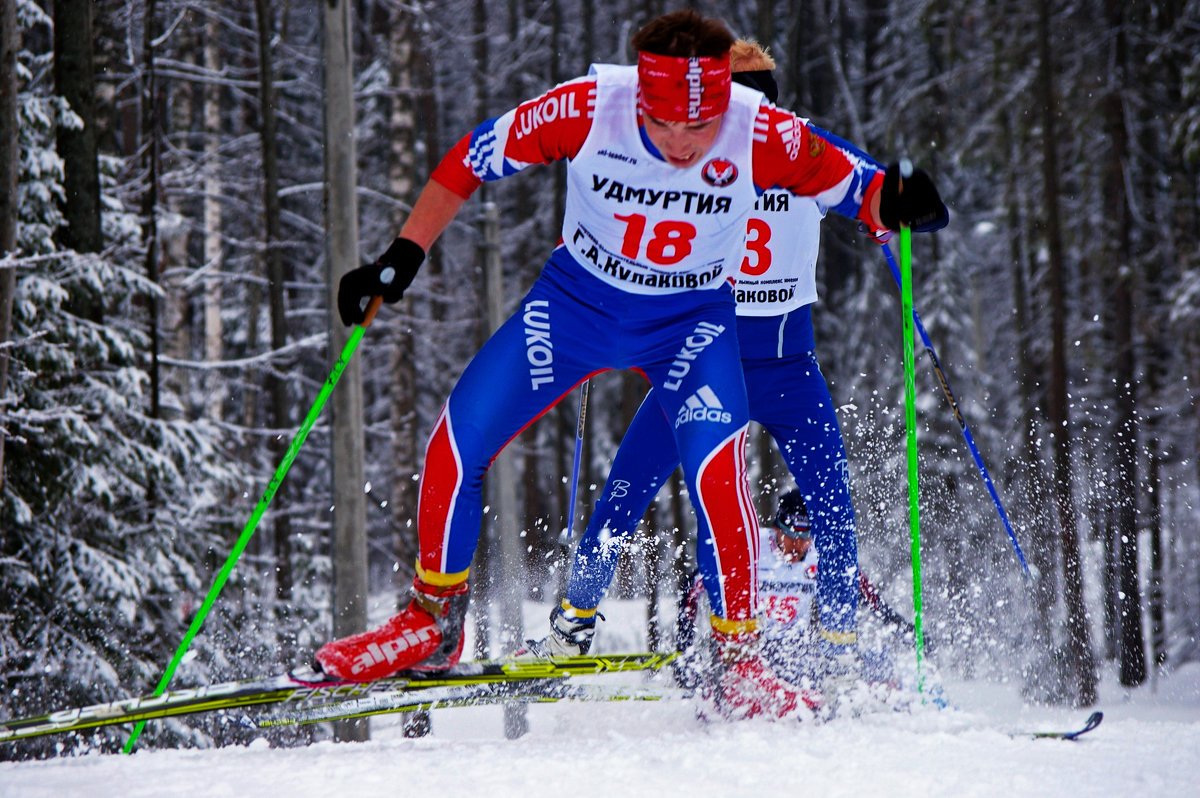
[[637, 51, 732, 123]]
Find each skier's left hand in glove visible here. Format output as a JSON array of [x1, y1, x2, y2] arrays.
[[879, 161, 949, 233], [337, 237, 426, 326]]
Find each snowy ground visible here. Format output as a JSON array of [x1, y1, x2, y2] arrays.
[[4, 600, 1199, 798]]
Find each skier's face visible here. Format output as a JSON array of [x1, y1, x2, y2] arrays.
[[775, 529, 811, 563], [641, 112, 724, 168]]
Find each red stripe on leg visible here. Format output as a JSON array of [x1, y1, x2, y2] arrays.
[[696, 427, 758, 620], [418, 406, 463, 574]]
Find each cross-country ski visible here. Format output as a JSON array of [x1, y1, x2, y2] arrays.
[[0, 653, 676, 743]]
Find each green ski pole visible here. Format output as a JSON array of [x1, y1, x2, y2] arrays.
[[897, 159, 927, 697], [123, 297, 383, 753]]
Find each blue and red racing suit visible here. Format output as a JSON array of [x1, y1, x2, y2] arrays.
[[414, 64, 883, 625], [564, 190, 863, 645]]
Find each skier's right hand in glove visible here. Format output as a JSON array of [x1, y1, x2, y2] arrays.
[[337, 237, 426, 326]]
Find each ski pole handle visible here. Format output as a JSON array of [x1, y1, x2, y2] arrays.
[[360, 295, 383, 328], [896, 157, 914, 210]]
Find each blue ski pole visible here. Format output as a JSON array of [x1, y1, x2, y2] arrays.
[[880, 243, 1030, 575], [806, 122, 1029, 575], [560, 379, 590, 543]]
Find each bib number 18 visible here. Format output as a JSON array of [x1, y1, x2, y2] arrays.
[[615, 213, 696, 265]]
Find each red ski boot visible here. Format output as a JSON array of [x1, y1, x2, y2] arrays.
[[315, 578, 470, 681], [714, 627, 822, 720]]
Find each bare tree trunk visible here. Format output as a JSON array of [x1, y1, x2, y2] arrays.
[[1103, 0, 1145, 689], [753, 0, 775, 54], [1037, 0, 1097, 707], [161, 23, 195, 416], [1142, 75, 1170, 670], [0, 0, 17, 511], [472, 0, 490, 209], [323, 0, 368, 743], [468, 0, 492, 656], [53, 0, 101, 254], [580, 0, 595, 70], [1147, 0, 1196, 675], [1147, 443, 1165, 671], [1101, 511, 1118, 660], [387, 0, 420, 597], [202, 17, 225, 422], [1007, 132, 1057, 647], [384, 2, 429, 738], [253, 0, 295, 615], [414, 2, 443, 308], [482, 200, 526, 739], [142, 0, 162, 430]]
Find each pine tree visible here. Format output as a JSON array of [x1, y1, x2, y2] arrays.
[[0, 3, 246, 757]]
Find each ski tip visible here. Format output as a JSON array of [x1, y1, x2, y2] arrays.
[[1065, 710, 1103, 739], [1028, 710, 1103, 741]]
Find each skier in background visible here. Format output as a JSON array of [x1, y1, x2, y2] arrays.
[[321, 10, 945, 720], [673, 490, 918, 702]]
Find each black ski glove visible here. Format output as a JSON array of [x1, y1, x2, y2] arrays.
[[337, 237, 425, 326], [878, 161, 949, 233]]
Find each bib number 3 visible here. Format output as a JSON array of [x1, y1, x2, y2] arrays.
[[739, 217, 773, 276]]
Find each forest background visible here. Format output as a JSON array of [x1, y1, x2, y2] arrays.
[[1, 0, 1198, 757]]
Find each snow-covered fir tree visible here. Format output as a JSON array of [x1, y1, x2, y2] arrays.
[[0, 1, 256, 756]]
